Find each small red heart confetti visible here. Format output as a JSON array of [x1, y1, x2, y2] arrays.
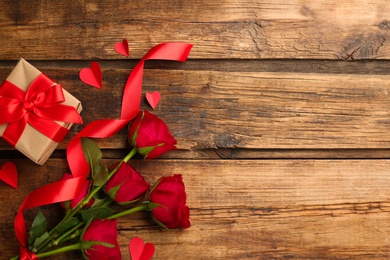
[[79, 61, 102, 89], [114, 39, 129, 57], [129, 237, 155, 260], [0, 161, 18, 189], [145, 91, 161, 109]]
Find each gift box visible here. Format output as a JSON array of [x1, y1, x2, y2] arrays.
[[0, 59, 82, 165]]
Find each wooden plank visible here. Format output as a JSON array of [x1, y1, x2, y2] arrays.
[[2, 68, 390, 152], [1, 0, 390, 60], [1, 159, 390, 258], [212, 148, 390, 160], [4, 59, 390, 75]]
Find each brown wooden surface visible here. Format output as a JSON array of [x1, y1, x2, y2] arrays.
[[1, 0, 390, 259], [1, 1, 390, 60]]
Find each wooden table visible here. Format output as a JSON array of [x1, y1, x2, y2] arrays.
[[1, 1, 390, 259]]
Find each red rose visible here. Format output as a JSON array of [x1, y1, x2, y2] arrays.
[[149, 174, 190, 229], [105, 162, 150, 204], [82, 219, 121, 260], [128, 110, 177, 159], [59, 173, 94, 210]]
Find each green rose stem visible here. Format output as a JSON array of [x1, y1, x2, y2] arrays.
[[107, 204, 148, 220], [35, 203, 147, 259], [50, 222, 84, 247], [35, 243, 82, 258], [10, 243, 81, 260], [100, 197, 114, 208], [34, 148, 137, 254]]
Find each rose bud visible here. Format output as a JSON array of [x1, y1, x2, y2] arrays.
[[149, 174, 190, 229], [128, 110, 177, 159], [105, 163, 150, 204], [59, 173, 94, 210], [82, 219, 121, 260]]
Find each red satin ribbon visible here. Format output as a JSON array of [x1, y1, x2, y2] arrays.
[[14, 43, 193, 257], [0, 74, 82, 146], [19, 247, 38, 260]]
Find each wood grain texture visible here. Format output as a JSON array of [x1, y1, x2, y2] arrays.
[[0, 0, 390, 60], [2, 67, 390, 152], [1, 159, 390, 259], [2, 1, 390, 259]]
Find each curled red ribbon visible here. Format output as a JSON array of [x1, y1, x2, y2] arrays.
[[0, 73, 82, 146], [14, 43, 193, 257], [19, 247, 38, 260]]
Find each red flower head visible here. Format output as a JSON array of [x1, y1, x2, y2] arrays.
[[82, 219, 121, 260], [105, 163, 150, 204], [59, 173, 94, 210], [128, 110, 177, 159], [149, 174, 190, 229]]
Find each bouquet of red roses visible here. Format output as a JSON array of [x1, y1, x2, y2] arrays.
[[10, 42, 193, 260], [12, 110, 189, 259]]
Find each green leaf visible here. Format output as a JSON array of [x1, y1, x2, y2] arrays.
[[81, 240, 115, 250], [90, 197, 109, 208], [57, 217, 81, 234], [130, 111, 144, 146], [81, 250, 89, 260], [80, 207, 115, 223], [92, 163, 108, 187], [62, 200, 71, 212], [149, 177, 163, 194], [137, 146, 156, 156], [131, 129, 138, 146], [80, 218, 94, 243], [106, 184, 121, 200], [152, 215, 169, 230], [33, 232, 49, 248], [81, 138, 102, 177], [28, 210, 47, 247], [146, 202, 162, 211]]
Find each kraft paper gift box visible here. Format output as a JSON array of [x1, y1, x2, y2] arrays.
[[0, 59, 82, 165]]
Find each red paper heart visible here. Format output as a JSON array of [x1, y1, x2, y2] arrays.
[[114, 39, 129, 57], [145, 91, 160, 109], [79, 61, 102, 89], [129, 237, 155, 260], [0, 161, 18, 189]]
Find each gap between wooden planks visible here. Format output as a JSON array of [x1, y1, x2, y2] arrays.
[[1, 158, 390, 259]]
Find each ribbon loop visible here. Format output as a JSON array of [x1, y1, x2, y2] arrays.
[[0, 73, 82, 146]]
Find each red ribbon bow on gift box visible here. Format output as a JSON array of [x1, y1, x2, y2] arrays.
[[0, 73, 82, 146]]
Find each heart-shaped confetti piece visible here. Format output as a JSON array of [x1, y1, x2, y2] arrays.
[[129, 237, 155, 260], [145, 91, 160, 109], [0, 161, 18, 189], [79, 61, 102, 89], [114, 39, 129, 57]]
